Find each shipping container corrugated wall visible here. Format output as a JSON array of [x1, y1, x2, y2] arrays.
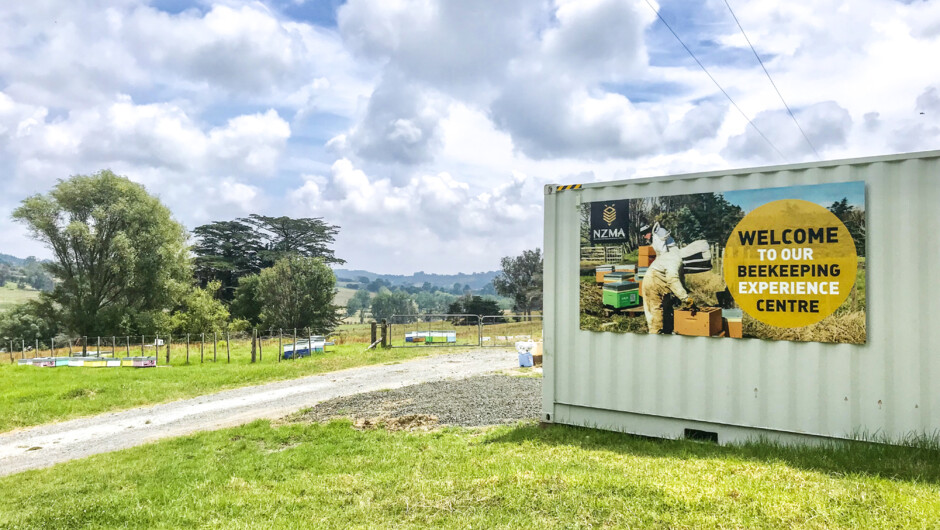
[[543, 150, 940, 444]]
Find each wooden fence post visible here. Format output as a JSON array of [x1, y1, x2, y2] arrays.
[[186, 334, 190, 364], [167, 334, 171, 364], [371, 322, 377, 345], [250, 329, 257, 364], [125, 336, 130, 358], [200, 333, 205, 363], [278, 329, 282, 363], [226, 332, 230, 363], [140, 335, 145, 357], [292, 328, 297, 360], [380, 319, 387, 348], [213, 332, 217, 362]]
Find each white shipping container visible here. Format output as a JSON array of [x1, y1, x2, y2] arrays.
[[543, 150, 940, 444]]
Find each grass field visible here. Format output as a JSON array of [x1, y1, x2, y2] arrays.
[[333, 285, 359, 307], [0, 340, 446, 433], [0, 314, 540, 433], [0, 282, 40, 311], [2, 421, 939, 528]]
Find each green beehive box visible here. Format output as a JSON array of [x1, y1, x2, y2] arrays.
[[603, 271, 630, 283], [603, 281, 641, 309]]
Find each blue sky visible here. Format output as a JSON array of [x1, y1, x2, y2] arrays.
[[0, 0, 938, 273]]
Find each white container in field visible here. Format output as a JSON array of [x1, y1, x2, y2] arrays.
[[542, 150, 940, 445]]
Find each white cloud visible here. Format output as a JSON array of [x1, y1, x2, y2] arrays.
[[542, 0, 652, 80], [289, 159, 544, 272], [2, 93, 290, 179], [208, 110, 291, 176], [0, 1, 371, 113], [217, 180, 261, 211], [340, 74, 447, 166], [723, 101, 853, 162]]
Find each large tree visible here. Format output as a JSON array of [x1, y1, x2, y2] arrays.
[[192, 220, 264, 299], [493, 248, 543, 319], [191, 214, 345, 299], [165, 281, 231, 335], [255, 256, 340, 333], [370, 291, 416, 322], [13, 170, 190, 335], [230, 274, 263, 326], [447, 295, 501, 325], [245, 214, 344, 267]]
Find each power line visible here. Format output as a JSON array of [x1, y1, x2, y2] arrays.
[[722, 0, 821, 160], [643, 0, 787, 162]]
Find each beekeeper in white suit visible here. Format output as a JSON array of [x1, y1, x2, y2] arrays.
[[640, 222, 693, 334]]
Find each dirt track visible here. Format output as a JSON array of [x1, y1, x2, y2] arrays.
[[0, 348, 518, 477]]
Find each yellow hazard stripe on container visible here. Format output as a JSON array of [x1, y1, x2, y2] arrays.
[[556, 184, 582, 191]]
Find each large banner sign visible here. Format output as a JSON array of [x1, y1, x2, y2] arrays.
[[579, 182, 866, 344]]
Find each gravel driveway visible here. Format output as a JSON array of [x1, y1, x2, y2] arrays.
[[299, 374, 541, 428], [0, 348, 519, 477]]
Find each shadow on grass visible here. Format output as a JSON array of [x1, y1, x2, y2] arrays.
[[485, 423, 940, 485]]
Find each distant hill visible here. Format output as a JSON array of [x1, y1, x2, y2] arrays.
[[333, 269, 499, 290], [0, 253, 30, 267], [0, 253, 55, 292]]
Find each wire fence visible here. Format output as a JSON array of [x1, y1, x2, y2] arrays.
[[0, 328, 343, 365], [387, 314, 543, 348], [2, 316, 545, 365]]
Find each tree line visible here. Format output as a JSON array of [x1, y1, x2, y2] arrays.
[[2, 170, 343, 341]]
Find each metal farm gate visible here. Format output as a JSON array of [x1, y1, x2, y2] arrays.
[[388, 314, 480, 348], [387, 314, 543, 348], [480, 315, 543, 347]]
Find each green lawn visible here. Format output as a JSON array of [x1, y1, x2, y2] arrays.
[[0, 342, 442, 433], [0, 281, 40, 311], [2, 421, 939, 528]]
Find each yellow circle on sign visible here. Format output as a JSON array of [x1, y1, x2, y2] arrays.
[[723, 199, 857, 328]]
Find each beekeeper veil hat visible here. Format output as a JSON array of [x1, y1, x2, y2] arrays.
[[651, 222, 676, 254]]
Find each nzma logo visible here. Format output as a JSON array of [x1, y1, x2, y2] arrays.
[[594, 204, 625, 239], [602, 204, 617, 226]]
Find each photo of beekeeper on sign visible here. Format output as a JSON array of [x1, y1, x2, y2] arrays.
[[578, 181, 866, 344]]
